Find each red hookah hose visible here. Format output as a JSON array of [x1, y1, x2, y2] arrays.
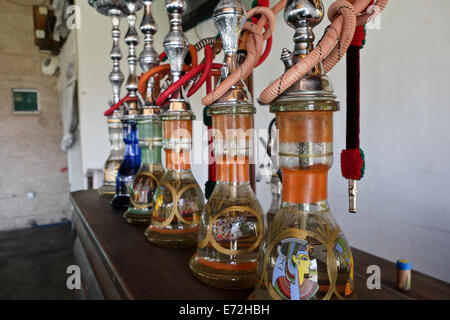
[[188, 45, 214, 97], [104, 95, 137, 116]]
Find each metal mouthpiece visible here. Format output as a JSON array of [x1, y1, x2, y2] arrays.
[[348, 179, 358, 214]]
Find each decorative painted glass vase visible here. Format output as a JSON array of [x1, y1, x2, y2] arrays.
[[111, 0, 143, 210], [145, 116, 205, 247], [253, 0, 354, 300], [123, 0, 164, 225], [189, 0, 264, 289], [190, 109, 264, 289], [98, 110, 125, 197], [124, 112, 164, 224], [111, 115, 141, 210], [144, 0, 205, 247], [87, 1, 128, 197]]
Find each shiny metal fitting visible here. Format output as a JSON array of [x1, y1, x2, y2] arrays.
[[88, 0, 129, 16], [348, 179, 358, 213], [88, 1, 129, 106], [162, 0, 192, 115], [284, 0, 324, 56], [164, 0, 188, 83], [213, 0, 245, 61], [122, 0, 143, 117], [139, 0, 160, 109], [270, 0, 338, 112], [211, 0, 252, 111]]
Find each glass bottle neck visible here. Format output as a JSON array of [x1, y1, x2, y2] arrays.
[[165, 149, 191, 171], [282, 166, 328, 204], [140, 145, 162, 164], [162, 119, 192, 171], [216, 160, 250, 184], [212, 113, 253, 185]]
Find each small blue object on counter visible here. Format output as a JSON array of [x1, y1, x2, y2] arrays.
[[397, 259, 412, 291]]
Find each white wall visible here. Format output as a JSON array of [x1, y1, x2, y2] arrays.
[[75, 0, 450, 283], [0, 1, 71, 230]]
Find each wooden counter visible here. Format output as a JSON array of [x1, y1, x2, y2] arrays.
[[71, 190, 449, 300]]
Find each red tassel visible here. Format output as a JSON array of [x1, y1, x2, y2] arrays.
[[341, 149, 364, 180]]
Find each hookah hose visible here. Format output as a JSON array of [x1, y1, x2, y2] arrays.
[[259, 0, 389, 105], [251, 0, 272, 68], [341, 1, 376, 204], [104, 95, 136, 117]]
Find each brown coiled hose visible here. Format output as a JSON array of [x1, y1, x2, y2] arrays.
[[259, 0, 389, 105]]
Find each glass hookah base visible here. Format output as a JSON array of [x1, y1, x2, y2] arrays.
[[145, 227, 198, 248], [110, 195, 130, 211], [97, 184, 116, 198], [189, 255, 256, 289], [123, 209, 152, 226]]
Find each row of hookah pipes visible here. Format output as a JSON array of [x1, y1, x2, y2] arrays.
[[90, 0, 389, 299]]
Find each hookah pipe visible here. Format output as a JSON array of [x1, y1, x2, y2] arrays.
[[110, 0, 143, 210], [251, 0, 387, 212], [199, 0, 274, 201], [87, 0, 127, 197], [251, 0, 389, 301], [123, 0, 166, 225], [189, 0, 273, 290], [145, 0, 206, 248], [341, 0, 376, 213]]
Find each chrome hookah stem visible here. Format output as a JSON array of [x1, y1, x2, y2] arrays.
[[164, 0, 188, 87], [123, 0, 140, 112], [109, 8, 124, 105], [139, 0, 160, 107], [213, 0, 246, 79]]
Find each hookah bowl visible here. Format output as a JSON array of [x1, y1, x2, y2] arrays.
[[189, 0, 264, 289], [145, 0, 205, 248], [253, 0, 354, 300], [124, 0, 165, 225], [88, 0, 128, 197]]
